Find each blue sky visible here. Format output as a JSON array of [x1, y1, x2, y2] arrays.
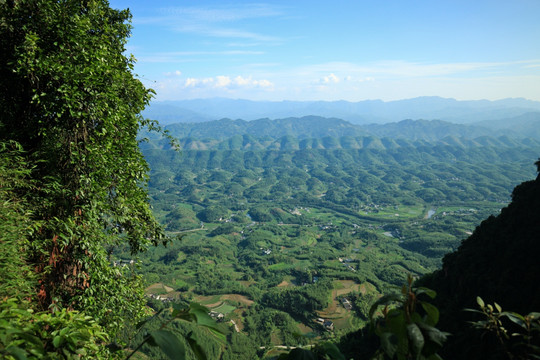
[[109, 0, 540, 102]]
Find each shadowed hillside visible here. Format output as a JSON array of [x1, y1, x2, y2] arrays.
[[420, 160, 540, 359]]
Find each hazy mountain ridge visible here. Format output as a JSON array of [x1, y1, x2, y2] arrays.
[[143, 134, 540, 153], [143, 97, 540, 125], [165, 116, 366, 140], [476, 111, 540, 138], [362, 119, 513, 140], [145, 117, 540, 151]]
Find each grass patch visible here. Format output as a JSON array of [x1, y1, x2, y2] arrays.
[[212, 302, 236, 314]]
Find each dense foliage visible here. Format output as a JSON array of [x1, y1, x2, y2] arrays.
[[0, 0, 164, 355], [419, 160, 540, 359]]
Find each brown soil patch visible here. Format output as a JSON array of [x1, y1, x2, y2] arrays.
[[193, 295, 219, 305], [318, 303, 347, 319], [194, 295, 213, 302], [193, 294, 253, 307], [145, 283, 174, 294], [336, 284, 360, 296], [206, 301, 223, 308], [221, 294, 254, 306], [276, 280, 291, 288]]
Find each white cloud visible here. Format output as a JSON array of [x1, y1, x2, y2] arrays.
[[148, 59, 540, 102], [320, 73, 340, 84], [183, 75, 274, 90], [215, 76, 232, 88], [164, 70, 182, 77], [234, 76, 273, 88]]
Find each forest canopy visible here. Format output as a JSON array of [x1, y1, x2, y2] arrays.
[[0, 0, 164, 356]]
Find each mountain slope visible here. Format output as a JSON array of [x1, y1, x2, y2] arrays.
[[420, 161, 540, 359], [475, 111, 540, 138], [159, 117, 540, 145], [362, 119, 511, 140]]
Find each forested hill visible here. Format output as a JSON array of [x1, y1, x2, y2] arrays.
[[418, 162, 540, 359], [141, 117, 540, 151], [362, 119, 508, 140], [164, 116, 366, 140]]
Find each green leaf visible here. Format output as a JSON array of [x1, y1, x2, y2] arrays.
[[502, 312, 526, 329], [369, 293, 403, 320], [415, 287, 437, 299], [420, 301, 439, 326], [380, 332, 400, 358], [463, 308, 483, 314], [527, 312, 540, 320], [187, 303, 225, 333], [148, 330, 186, 360], [416, 322, 448, 347], [476, 297, 485, 308], [52, 335, 63, 348], [6, 347, 28, 360], [407, 323, 425, 358]]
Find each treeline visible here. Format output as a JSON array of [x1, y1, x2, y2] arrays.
[[144, 132, 540, 151], [146, 116, 540, 143]]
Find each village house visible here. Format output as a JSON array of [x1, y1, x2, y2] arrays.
[[341, 297, 353, 310]]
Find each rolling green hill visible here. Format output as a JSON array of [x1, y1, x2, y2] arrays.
[[132, 118, 540, 358]]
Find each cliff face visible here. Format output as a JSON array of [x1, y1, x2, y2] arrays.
[[421, 161, 540, 359]]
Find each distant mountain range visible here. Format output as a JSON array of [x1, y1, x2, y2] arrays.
[[143, 96, 540, 126], [139, 116, 540, 151]]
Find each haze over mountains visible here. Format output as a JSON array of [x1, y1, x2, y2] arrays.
[[143, 96, 540, 127]]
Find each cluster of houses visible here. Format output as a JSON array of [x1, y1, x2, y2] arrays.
[[209, 311, 240, 333], [146, 293, 175, 303], [338, 257, 356, 272], [314, 297, 353, 332], [290, 207, 310, 216], [209, 311, 225, 322]]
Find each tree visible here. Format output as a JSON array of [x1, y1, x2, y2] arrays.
[[0, 0, 164, 339]]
